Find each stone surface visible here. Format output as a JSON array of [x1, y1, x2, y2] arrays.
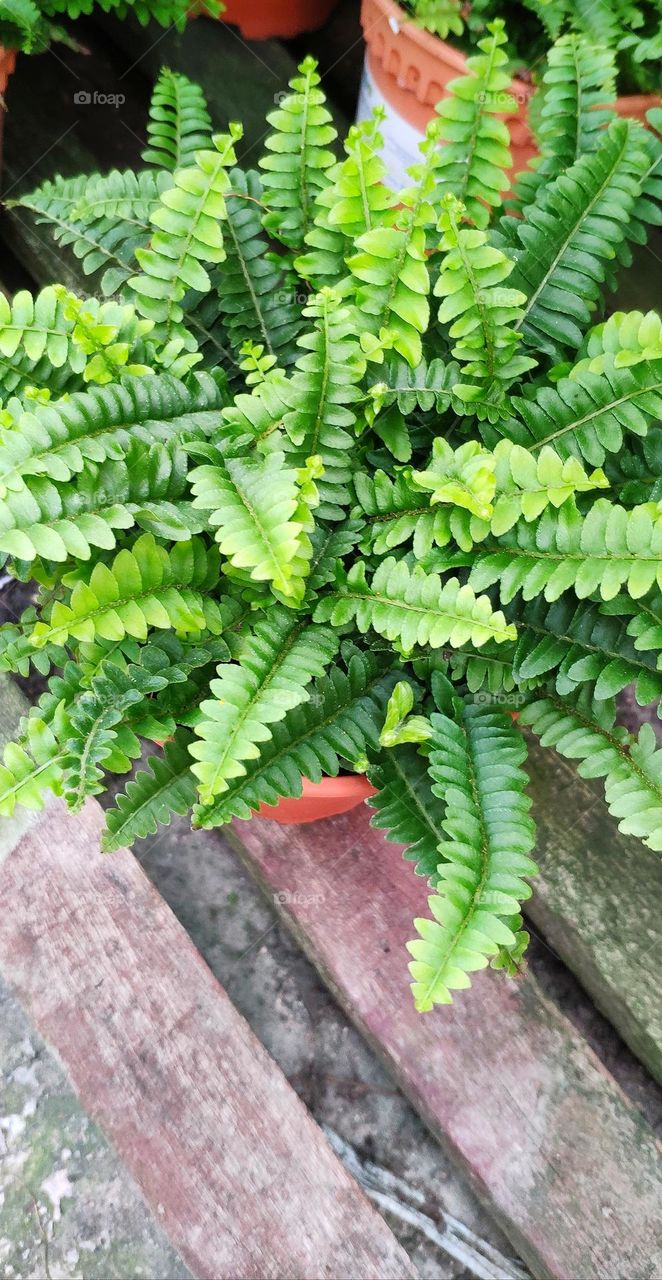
[[0, 980, 191, 1280]]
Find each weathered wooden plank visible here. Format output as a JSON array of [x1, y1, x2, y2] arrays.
[[229, 810, 662, 1280], [0, 680, 414, 1280], [525, 735, 662, 1084]]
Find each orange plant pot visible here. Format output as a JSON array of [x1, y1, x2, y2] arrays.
[[256, 774, 377, 824], [357, 0, 660, 190], [614, 93, 661, 124], [0, 46, 16, 179], [221, 0, 338, 39]]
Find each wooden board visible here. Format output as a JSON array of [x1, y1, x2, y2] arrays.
[[229, 809, 662, 1280], [0, 678, 414, 1280], [525, 735, 662, 1083]]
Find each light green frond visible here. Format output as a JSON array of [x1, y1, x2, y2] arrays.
[[189, 446, 312, 602], [191, 609, 337, 803], [470, 498, 662, 603], [259, 56, 337, 260], [30, 533, 225, 649], [142, 67, 213, 171], [193, 653, 396, 826], [434, 20, 516, 228], [129, 126, 242, 335], [314, 557, 516, 650], [435, 194, 537, 416], [522, 691, 662, 850], [408, 700, 536, 1010]]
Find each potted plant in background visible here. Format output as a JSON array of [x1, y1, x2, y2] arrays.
[[0, 45, 661, 1012], [357, 0, 661, 187]]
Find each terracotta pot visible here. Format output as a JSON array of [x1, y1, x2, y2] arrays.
[[256, 774, 377, 823], [614, 93, 661, 125], [357, 0, 660, 191], [221, 0, 338, 39], [0, 46, 16, 181]]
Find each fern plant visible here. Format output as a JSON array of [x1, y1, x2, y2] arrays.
[[401, 0, 660, 95], [0, 0, 222, 56], [2, 47, 662, 1013]]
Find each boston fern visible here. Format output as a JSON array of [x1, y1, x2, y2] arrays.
[[1, 42, 662, 1012]]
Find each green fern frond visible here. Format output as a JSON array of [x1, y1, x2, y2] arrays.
[[510, 36, 616, 209], [434, 20, 516, 228], [282, 288, 365, 520], [510, 594, 662, 705], [573, 310, 662, 373], [295, 113, 394, 288], [0, 712, 65, 816], [367, 742, 447, 879], [537, 36, 617, 168], [58, 659, 166, 810], [599, 592, 662, 659], [315, 558, 516, 650], [142, 68, 213, 171], [347, 127, 439, 367], [260, 56, 337, 259], [29, 533, 225, 649], [353, 469, 446, 559], [70, 169, 171, 226], [101, 728, 197, 852], [129, 126, 242, 334], [0, 440, 200, 562], [406, 437, 606, 550], [216, 168, 303, 363], [521, 691, 662, 850], [193, 653, 396, 826], [0, 606, 67, 677], [191, 609, 337, 804], [500, 355, 662, 467], [0, 0, 48, 52], [470, 498, 662, 603], [11, 172, 162, 297], [367, 356, 460, 416], [435, 194, 537, 416], [505, 119, 650, 359], [189, 446, 312, 603], [408, 700, 537, 1010], [412, 0, 463, 37], [0, 370, 227, 494]]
